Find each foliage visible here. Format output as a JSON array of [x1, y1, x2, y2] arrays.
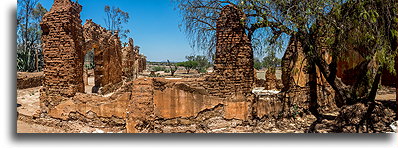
[[186, 55, 210, 73], [151, 66, 167, 72], [84, 63, 95, 70], [104, 5, 131, 39], [177, 61, 199, 74], [262, 51, 281, 69], [17, 0, 47, 72], [174, 0, 288, 58], [253, 58, 262, 70], [176, 0, 398, 131]]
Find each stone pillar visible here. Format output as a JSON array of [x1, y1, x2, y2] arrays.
[[206, 4, 254, 98], [122, 38, 136, 80], [40, 0, 84, 107]]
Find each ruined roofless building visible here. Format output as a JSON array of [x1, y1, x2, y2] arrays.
[[40, 0, 84, 101], [206, 5, 255, 98]]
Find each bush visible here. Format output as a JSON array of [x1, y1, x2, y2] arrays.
[[152, 66, 166, 72], [85, 63, 95, 70]]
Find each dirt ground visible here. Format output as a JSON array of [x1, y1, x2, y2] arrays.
[[376, 86, 396, 101], [17, 120, 65, 133]]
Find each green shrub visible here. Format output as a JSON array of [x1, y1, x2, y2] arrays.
[[152, 66, 166, 72]]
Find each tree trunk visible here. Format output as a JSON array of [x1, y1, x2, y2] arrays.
[[358, 66, 382, 132], [394, 57, 398, 116], [299, 32, 321, 119], [311, 43, 352, 106], [308, 62, 320, 118], [35, 48, 39, 71]]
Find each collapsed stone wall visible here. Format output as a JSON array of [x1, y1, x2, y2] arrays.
[[127, 78, 256, 133], [206, 5, 254, 98], [17, 72, 44, 89], [40, 0, 84, 110], [43, 77, 395, 133], [83, 20, 123, 90]]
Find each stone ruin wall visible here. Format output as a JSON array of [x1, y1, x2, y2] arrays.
[[83, 20, 123, 89], [122, 39, 146, 81], [122, 38, 137, 80], [282, 35, 337, 114], [138, 54, 146, 73], [47, 77, 282, 133], [17, 72, 44, 89], [40, 0, 84, 110], [205, 4, 254, 99], [40, 0, 138, 108]]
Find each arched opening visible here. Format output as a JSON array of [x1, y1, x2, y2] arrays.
[[84, 48, 95, 94]]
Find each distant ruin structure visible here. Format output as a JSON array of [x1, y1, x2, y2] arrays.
[[138, 54, 147, 73], [40, 0, 84, 103], [122, 39, 146, 80], [122, 38, 137, 80], [206, 4, 254, 98]]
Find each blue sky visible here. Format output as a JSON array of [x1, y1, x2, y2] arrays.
[[36, 0, 284, 62], [38, 0, 195, 62]]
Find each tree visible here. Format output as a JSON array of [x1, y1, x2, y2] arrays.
[[186, 55, 210, 73], [258, 0, 397, 132], [177, 61, 199, 74], [167, 60, 178, 76], [253, 58, 262, 70], [262, 51, 281, 69], [104, 5, 131, 39], [17, 0, 47, 72], [175, 0, 288, 59], [176, 0, 398, 132]]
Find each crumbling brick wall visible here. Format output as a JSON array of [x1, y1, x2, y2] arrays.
[[107, 32, 123, 84], [40, 0, 84, 101], [206, 4, 254, 98], [83, 20, 123, 90], [282, 37, 308, 90], [282, 35, 337, 113], [122, 38, 137, 80], [122, 40, 145, 81], [17, 72, 44, 89], [138, 54, 146, 73]]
